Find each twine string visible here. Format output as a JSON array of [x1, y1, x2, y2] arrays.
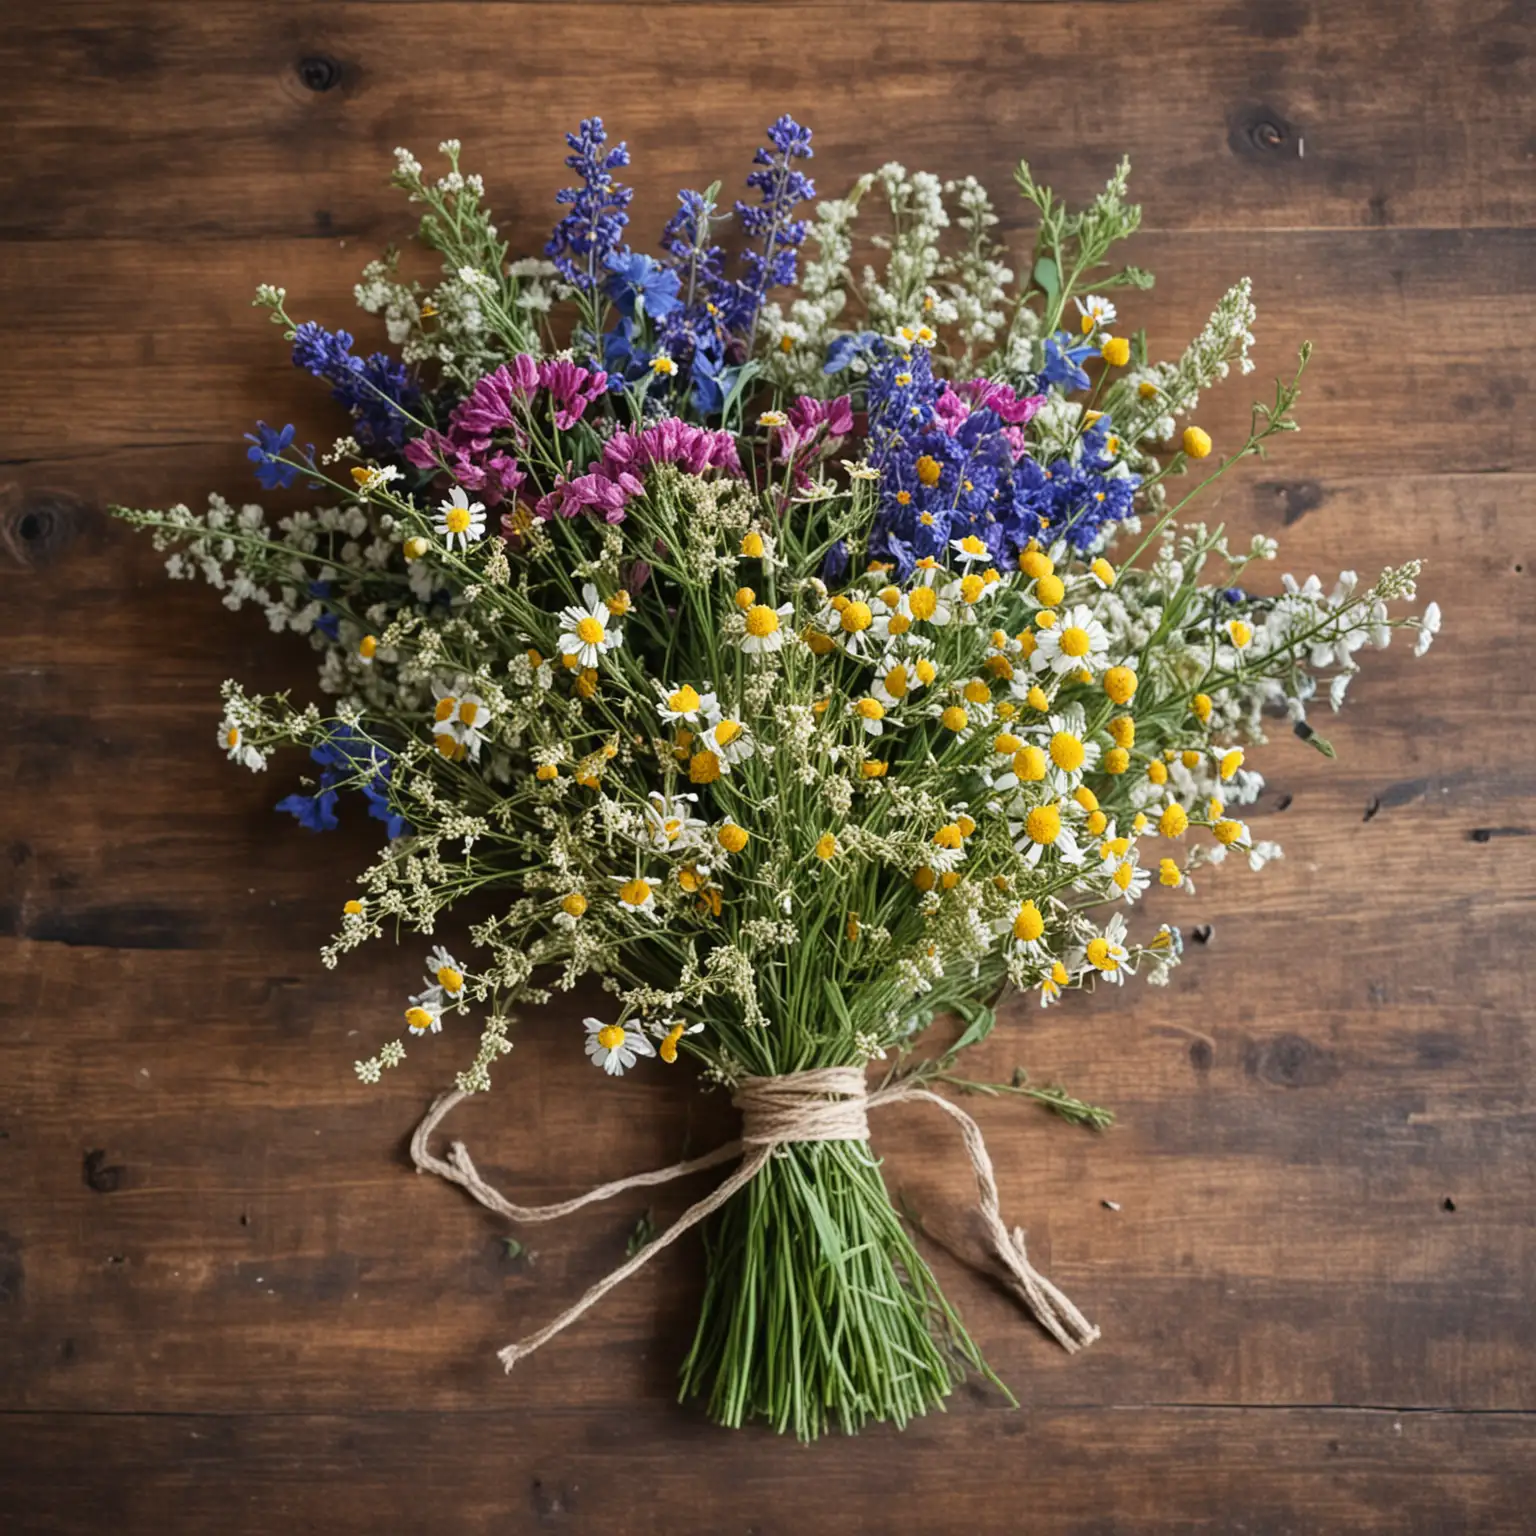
[[410, 1065, 1098, 1371]]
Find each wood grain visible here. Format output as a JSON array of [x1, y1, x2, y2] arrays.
[[2, 0, 1532, 1530]]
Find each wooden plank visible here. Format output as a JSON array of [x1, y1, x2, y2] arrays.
[[3, 228, 1533, 476], [3, 1406, 1534, 1535], [1, 1, 1530, 243]]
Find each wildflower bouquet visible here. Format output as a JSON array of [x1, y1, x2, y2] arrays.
[[116, 117, 1438, 1438]]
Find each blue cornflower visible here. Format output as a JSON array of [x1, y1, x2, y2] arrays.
[[276, 782, 339, 833], [279, 725, 408, 839], [306, 579, 340, 642], [244, 421, 308, 490], [1039, 335, 1096, 392], [604, 250, 682, 323], [546, 118, 633, 293]]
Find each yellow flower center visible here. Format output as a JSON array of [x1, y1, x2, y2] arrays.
[[1213, 819, 1244, 846], [597, 1024, 627, 1049], [1228, 620, 1253, 649], [405, 1007, 435, 1033], [1019, 548, 1054, 581], [1192, 693, 1213, 723], [575, 616, 605, 645], [861, 760, 888, 778], [1113, 861, 1135, 891], [536, 763, 559, 781], [1013, 745, 1047, 781], [458, 700, 480, 726], [1074, 786, 1098, 812], [1050, 732, 1085, 772], [432, 965, 463, 995], [883, 666, 909, 699], [713, 719, 743, 747], [740, 532, 765, 558], [1025, 805, 1061, 846], [618, 878, 652, 907], [915, 658, 937, 685], [1059, 626, 1092, 659], [735, 586, 756, 610], [343, 899, 364, 915], [1035, 573, 1065, 607], [718, 823, 749, 853], [994, 732, 1023, 755], [358, 635, 378, 660], [1220, 749, 1244, 780], [841, 601, 873, 633], [444, 507, 471, 535], [1159, 804, 1189, 838], [561, 893, 587, 917], [934, 823, 964, 850], [963, 679, 991, 706], [915, 455, 942, 486], [959, 534, 986, 556], [744, 604, 781, 638], [959, 574, 984, 604], [857, 698, 885, 720], [668, 685, 701, 714], [1108, 715, 1135, 749], [815, 833, 838, 860], [1091, 558, 1116, 587], [1159, 859, 1182, 887], [1086, 937, 1118, 971], [908, 587, 938, 621], [1103, 666, 1137, 704], [689, 750, 721, 784], [940, 705, 968, 732], [1025, 686, 1049, 712], [659, 1022, 686, 1062], [1013, 901, 1044, 942]]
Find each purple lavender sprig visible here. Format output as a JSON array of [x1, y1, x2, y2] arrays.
[[546, 118, 634, 295]]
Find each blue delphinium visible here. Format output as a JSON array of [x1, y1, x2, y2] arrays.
[[1039, 334, 1097, 392], [714, 115, 815, 338], [290, 322, 420, 447], [546, 118, 633, 294], [278, 726, 408, 839], [1014, 416, 1142, 553], [244, 421, 310, 490]]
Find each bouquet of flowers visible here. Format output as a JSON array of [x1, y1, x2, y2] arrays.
[[116, 116, 1438, 1438]]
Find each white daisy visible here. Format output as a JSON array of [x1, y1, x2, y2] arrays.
[[403, 993, 444, 1035], [949, 533, 992, 566], [1018, 800, 1084, 868], [1035, 706, 1100, 791], [740, 601, 793, 656], [584, 1016, 656, 1076], [432, 679, 490, 762], [435, 486, 486, 550], [850, 696, 889, 737], [613, 874, 659, 920], [219, 722, 265, 772], [1074, 294, 1117, 333], [1032, 605, 1110, 676], [558, 583, 623, 669], [871, 656, 929, 709], [1107, 854, 1152, 904], [655, 683, 718, 724], [1076, 912, 1131, 983], [645, 791, 707, 852], [422, 945, 467, 1002], [701, 707, 755, 766]]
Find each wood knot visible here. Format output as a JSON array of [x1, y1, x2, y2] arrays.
[[1227, 106, 1301, 163], [83, 1149, 125, 1194], [296, 54, 342, 92], [1248, 1033, 1340, 1090], [0, 484, 93, 569]]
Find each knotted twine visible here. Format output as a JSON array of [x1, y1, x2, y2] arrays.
[[410, 1065, 1099, 1370]]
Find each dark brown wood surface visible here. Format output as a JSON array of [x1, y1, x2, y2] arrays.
[[2, 3, 1532, 1530]]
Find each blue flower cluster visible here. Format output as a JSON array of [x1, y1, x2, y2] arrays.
[[583, 118, 814, 414], [864, 347, 1139, 574], [277, 725, 407, 839], [291, 322, 420, 447], [244, 421, 312, 490], [546, 118, 634, 293]]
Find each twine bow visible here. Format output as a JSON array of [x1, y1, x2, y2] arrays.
[[410, 1065, 1098, 1371]]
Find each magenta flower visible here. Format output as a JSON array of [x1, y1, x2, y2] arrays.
[[536, 359, 608, 430]]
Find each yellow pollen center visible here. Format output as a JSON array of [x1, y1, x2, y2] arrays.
[[841, 601, 873, 633], [884, 666, 909, 698], [744, 604, 780, 638], [668, 685, 701, 714], [1025, 805, 1061, 845], [1050, 732, 1085, 772], [858, 698, 885, 720], [1059, 626, 1092, 658], [618, 879, 652, 907], [444, 508, 471, 535], [597, 1025, 627, 1049], [575, 616, 605, 645], [436, 965, 463, 993], [713, 720, 743, 747]]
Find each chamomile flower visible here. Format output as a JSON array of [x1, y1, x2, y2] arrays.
[[871, 656, 928, 708], [558, 584, 622, 669], [435, 486, 487, 550], [851, 696, 888, 736], [219, 722, 265, 772], [351, 464, 403, 496], [1001, 897, 1050, 959], [422, 945, 467, 1002], [1107, 853, 1152, 904], [949, 533, 992, 567], [1032, 605, 1110, 677], [404, 993, 444, 1035], [1074, 294, 1117, 334], [1019, 800, 1084, 868], [904, 582, 953, 629], [584, 1016, 656, 1076], [432, 680, 490, 762], [655, 683, 718, 724], [645, 791, 706, 852], [700, 708, 755, 767], [1036, 706, 1100, 791], [740, 601, 793, 655], [1039, 959, 1070, 1007], [1076, 913, 1131, 982], [613, 874, 659, 920]]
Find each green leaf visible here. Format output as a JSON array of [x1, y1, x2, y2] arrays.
[[1032, 255, 1060, 308], [949, 1001, 997, 1056]]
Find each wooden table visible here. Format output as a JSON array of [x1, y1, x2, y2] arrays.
[[3, 3, 1532, 1530]]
